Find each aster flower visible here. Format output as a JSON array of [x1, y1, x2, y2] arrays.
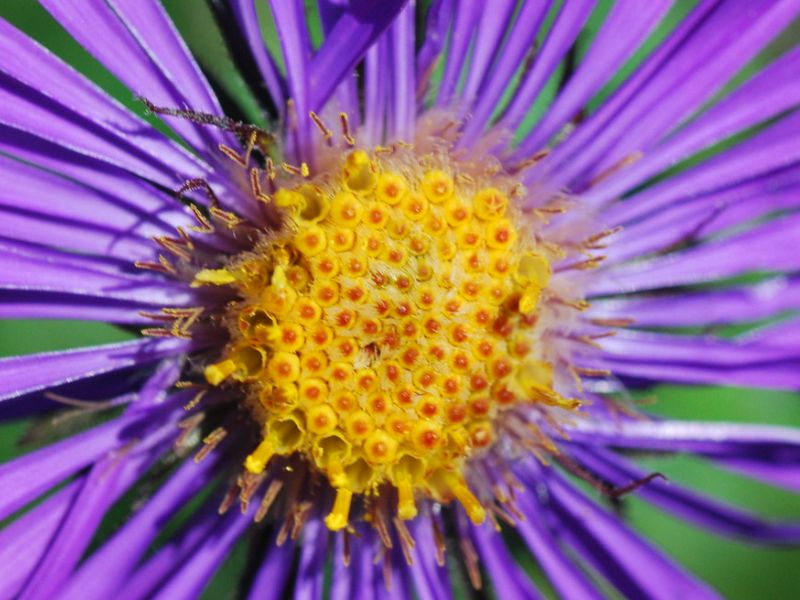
[[1, 0, 800, 598]]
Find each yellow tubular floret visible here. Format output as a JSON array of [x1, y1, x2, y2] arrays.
[[449, 477, 486, 525], [421, 169, 454, 203], [192, 268, 237, 287], [396, 477, 417, 520], [376, 171, 407, 205], [473, 187, 508, 220], [325, 488, 354, 531], [244, 439, 275, 474], [343, 150, 377, 192], [204, 359, 236, 386]]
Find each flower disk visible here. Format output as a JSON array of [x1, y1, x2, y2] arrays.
[[198, 147, 574, 530]]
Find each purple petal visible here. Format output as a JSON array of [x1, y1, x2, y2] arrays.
[[0, 154, 170, 259], [38, 0, 226, 152], [0, 208, 152, 264], [459, 0, 553, 145], [0, 243, 197, 305], [471, 524, 543, 600], [497, 0, 596, 135], [436, 0, 483, 107], [407, 515, 453, 600], [718, 456, 800, 492], [459, 0, 517, 107], [0, 125, 191, 232], [416, 0, 453, 85], [331, 528, 377, 600], [0, 291, 153, 324], [520, 464, 720, 599], [294, 517, 329, 600], [588, 213, 800, 296], [106, 0, 228, 145], [604, 111, 800, 228], [0, 337, 192, 403], [0, 18, 207, 185], [592, 358, 800, 390], [59, 449, 230, 600], [0, 366, 151, 420], [382, 547, 413, 600], [330, 533, 356, 600], [363, 37, 390, 145], [0, 236, 134, 274], [318, 1, 349, 27], [594, 330, 799, 366], [516, 0, 672, 154], [246, 532, 295, 600], [591, 276, 800, 328], [581, 325, 800, 390], [387, 4, 415, 140], [357, 537, 382, 600], [310, 1, 409, 113], [608, 162, 800, 237], [18, 431, 175, 600], [513, 491, 603, 600], [601, 177, 800, 266], [532, 0, 718, 183], [117, 505, 220, 600], [743, 318, 800, 349], [0, 75, 200, 189], [692, 183, 800, 239], [565, 417, 800, 457], [564, 418, 800, 492], [0, 393, 182, 521], [544, 0, 800, 188], [128, 357, 184, 413], [583, 45, 800, 208], [269, 0, 314, 162], [318, 1, 361, 123], [150, 506, 254, 600], [0, 480, 82, 600], [576, 0, 800, 188], [230, 0, 287, 111], [569, 445, 800, 544]]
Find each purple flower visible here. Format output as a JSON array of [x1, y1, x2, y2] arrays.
[[1, 1, 799, 599]]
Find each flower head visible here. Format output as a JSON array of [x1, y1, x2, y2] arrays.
[[1, 1, 800, 599]]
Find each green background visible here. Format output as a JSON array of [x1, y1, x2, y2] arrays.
[[1, 1, 799, 598]]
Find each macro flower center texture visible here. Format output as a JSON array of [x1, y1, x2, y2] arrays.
[[196, 142, 575, 530]]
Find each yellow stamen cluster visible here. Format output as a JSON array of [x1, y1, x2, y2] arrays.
[[198, 148, 571, 530]]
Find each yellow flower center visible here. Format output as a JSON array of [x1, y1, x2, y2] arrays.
[[197, 146, 574, 531]]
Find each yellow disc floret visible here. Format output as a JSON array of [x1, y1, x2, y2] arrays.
[[198, 147, 569, 531]]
